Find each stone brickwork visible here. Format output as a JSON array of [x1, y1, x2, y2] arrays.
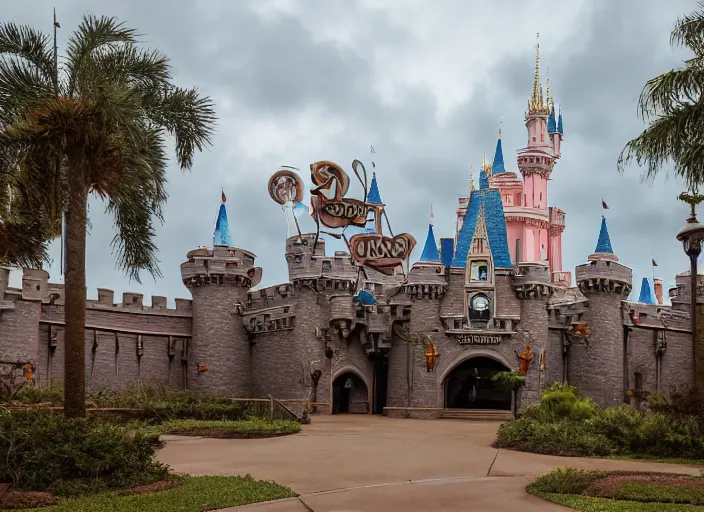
[[1, 231, 699, 416]]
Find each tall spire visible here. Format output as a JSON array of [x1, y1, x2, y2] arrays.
[[419, 223, 441, 263], [492, 122, 505, 174], [367, 172, 383, 204], [528, 32, 548, 115], [214, 193, 233, 246], [595, 216, 613, 254], [638, 277, 655, 304], [545, 67, 552, 108]]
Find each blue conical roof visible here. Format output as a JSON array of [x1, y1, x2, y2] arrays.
[[367, 173, 383, 204], [638, 277, 655, 304], [595, 217, 613, 254], [548, 107, 557, 133], [213, 203, 233, 246], [557, 109, 564, 135], [492, 135, 505, 174], [419, 224, 441, 263]]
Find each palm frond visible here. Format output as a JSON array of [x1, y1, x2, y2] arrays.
[[0, 216, 50, 268], [89, 44, 171, 91], [145, 86, 216, 169], [0, 22, 55, 85], [671, 1, 704, 56], [618, 101, 704, 191], [637, 63, 704, 119], [65, 14, 137, 97], [0, 56, 54, 122], [104, 124, 168, 282]]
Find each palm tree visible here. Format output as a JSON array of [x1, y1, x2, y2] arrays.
[[618, 2, 704, 190], [0, 15, 216, 417]]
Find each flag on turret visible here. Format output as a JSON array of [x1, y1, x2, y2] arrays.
[[652, 259, 658, 267], [221, 189, 227, 203], [602, 199, 609, 210]]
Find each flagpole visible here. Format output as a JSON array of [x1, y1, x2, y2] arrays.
[[53, 8, 65, 278]]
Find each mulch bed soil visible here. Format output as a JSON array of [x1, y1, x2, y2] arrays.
[[0, 480, 181, 510], [585, 473, 704, 498], [165, 428, 294, 439]]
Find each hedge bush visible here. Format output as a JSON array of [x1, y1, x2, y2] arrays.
[[0, 407, 170, 496], [494, 383, 704, 460]]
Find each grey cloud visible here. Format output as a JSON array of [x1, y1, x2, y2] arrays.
[[4, 0, 701, 304]]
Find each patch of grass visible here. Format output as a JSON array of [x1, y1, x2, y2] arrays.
[[615, 481, 704, 505], [157, 418, 301, 438], [541, 494, 703, 511], [11, 475, 297, 512], [527, 468, 607, 495], [528, 468, 704, 511]]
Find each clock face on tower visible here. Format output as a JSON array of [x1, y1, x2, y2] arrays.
[[471, 295, 490, 311]]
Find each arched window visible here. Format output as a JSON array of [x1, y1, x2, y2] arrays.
[[470, 261, 489, 282]]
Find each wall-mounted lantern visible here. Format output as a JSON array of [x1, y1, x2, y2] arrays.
[[197, 363, 209, 374], [424, 342, 440, 372]]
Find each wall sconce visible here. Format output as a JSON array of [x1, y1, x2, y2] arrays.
[[570, 322, 591, 338], [197, 363, 209, 374], [424, 342, 440, 372]]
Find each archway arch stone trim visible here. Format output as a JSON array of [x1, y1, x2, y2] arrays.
[[438, 349, 514, 408], [330, 364, 372, 415]]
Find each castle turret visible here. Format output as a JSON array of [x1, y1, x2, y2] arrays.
[[572, 217, 632, 406], [180, 194, 262, 396]]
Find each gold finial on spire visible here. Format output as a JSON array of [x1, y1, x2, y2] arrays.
[[498, 116, 504, 139], [469, 165, 474, 191], [546, 67, 553, 108], [482, 152, 492, 175], [529, 32, 547, 114]]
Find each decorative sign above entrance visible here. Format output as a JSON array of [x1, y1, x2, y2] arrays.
[[455, 333, 501, 345]]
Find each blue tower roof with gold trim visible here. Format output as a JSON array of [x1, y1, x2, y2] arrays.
[[419, 224, 441, 263], [451, 188, 512, 268]]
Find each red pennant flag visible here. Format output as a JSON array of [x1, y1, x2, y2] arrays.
[[601, 199, 609, 210], [652, 259, 658, 267], [221, 189, 227, 203]]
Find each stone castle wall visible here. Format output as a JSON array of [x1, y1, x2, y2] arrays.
[[0, 270, 192, 392]]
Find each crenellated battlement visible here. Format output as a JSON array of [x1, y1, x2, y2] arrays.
[[285, 234, 358, 283], [512, 262, 554, 299], [0, 267, 193, 317], [246, 283, 294, 310], [576, 259, 632, 296], [622, 301, 690, 332], [180, 245, 263, 289]]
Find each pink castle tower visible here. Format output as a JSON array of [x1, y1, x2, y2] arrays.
[[489, 34, 568, 286]]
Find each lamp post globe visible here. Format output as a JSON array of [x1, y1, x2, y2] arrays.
[[676, 210, 704, 388]]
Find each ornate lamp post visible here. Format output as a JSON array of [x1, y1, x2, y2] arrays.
[[676, 192, 704, 387]]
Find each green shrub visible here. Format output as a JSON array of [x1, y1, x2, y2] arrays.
[[0, 408, 169, 496], [159, 418, 301, 438], [13, 383, 63, 405], [495, 383, 704, 460], [527, 468, 606, 496]]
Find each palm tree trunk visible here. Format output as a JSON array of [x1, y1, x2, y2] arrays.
[[63, 169, 88, 418]]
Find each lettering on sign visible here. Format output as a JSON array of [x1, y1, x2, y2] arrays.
[[319, 199, 368, 228], [349, 233, 417, 272], [455, 334, 501, 345]]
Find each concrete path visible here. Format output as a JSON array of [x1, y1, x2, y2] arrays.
[[156, 415, 703, 511]]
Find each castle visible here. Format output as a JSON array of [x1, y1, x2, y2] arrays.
[[0, 43, 697, 418]]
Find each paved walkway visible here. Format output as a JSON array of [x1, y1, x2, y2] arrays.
[[156, 415, 703, 511]]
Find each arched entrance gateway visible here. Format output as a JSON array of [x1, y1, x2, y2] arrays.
[[332, 371, 370, 414], [444, 356, 512, 410]]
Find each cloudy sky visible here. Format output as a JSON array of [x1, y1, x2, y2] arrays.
[[4, 0, 699, 305]]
